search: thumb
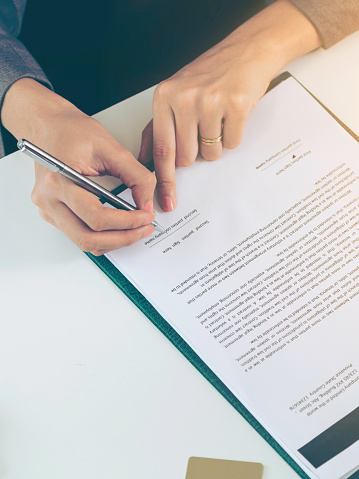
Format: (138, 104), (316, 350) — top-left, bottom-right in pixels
(99, 140), (156, 211)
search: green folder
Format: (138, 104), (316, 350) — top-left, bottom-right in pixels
(86, 73), (359, 479)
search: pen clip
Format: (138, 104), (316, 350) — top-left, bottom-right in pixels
(17, 140), (61, 173)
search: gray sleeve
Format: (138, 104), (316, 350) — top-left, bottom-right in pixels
(287, 0), (359, 49)
(0, 0), (53, 102)
(0, 0), (53, 156)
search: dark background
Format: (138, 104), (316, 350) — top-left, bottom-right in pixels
(4, 0), (265, 154)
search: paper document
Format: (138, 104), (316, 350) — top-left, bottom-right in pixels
(106, 77), (359, 479)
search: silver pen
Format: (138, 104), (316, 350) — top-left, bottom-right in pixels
(17, 139), (165, 233)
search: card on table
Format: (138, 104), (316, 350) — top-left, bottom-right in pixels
(185, 457), (263, 479)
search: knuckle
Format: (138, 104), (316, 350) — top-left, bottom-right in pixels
(77, 235), (98, 253)
(38, 208), (46, 220)
(38, 208), (51, 223)
(154, 80), (172, 101)
(209, 91), (222, 106)
(157, 177), (174, 191)
(142, 170), (157, 187)
(126, 219), (137, 231)
(199, 91), (222, 113)
(31, 174), (59, 207)
(122, 211), (137, 230)
(90, 249), (104, 257)
(153, 143), (175, 161)
(174, 87), (198, 112)
(86, 212), (105, 232)
(229, 92), (251, 114)
(31, 188), (43, 207)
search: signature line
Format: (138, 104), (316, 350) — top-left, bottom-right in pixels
(150, 213), (201, 247)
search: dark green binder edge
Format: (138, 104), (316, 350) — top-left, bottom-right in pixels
(86, 73), (359, 479)
(86, 250), (313, 478)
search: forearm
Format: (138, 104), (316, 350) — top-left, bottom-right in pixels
(219, 0), (322, 77)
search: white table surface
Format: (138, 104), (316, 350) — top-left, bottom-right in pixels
(1, 31), (359, 479)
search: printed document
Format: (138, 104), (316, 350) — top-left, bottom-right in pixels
(106, 77), (359, 479)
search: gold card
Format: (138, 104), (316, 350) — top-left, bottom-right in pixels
(185, 457), (263, 479)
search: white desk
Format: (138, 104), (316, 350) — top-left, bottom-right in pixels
(1, 32), (359, 479)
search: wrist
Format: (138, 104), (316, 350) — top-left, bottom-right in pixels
(223, 0), (321, 78)
(1, 78), (80, 145)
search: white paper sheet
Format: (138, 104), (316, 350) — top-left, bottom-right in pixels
(106, 77), (359, 479)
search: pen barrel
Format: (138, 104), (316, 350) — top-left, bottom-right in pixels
(19, 139), (162, 231)
(18, 139), (136, 212)
(61, 168), (136, 211)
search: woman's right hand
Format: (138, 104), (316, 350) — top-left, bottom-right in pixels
(1, 79), (157, 255)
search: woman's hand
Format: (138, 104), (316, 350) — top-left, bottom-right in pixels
(2, 79), (156, 255)
(140, 0), (321, 212)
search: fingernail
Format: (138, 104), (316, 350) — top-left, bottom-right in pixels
(162, 196), (174, 212)
(144, 225), (154, 238)
(143, 200), (154, 213)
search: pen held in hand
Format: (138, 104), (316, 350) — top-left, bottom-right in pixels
(17, 139), (165, 234)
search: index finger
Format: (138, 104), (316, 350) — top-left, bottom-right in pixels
(152, 86), (177, 212)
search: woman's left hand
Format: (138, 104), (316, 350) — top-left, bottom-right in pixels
(139, 0), (321, 212)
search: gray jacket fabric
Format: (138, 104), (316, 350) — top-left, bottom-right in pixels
(1, 0), (359, 157)
(0, 0), (52, 156)
(291, 0), (359, 48)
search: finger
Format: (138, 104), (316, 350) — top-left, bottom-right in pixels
(138, 120), (154, 166)
(60, 179), (155, 232)
(174, 114), (198, 167)
(222, 113), (248, 150)
(199, 116), (223, 161)
(51, 201), (154, 255)
(97, 141), (156, 211)
(153, 86), (177, 212)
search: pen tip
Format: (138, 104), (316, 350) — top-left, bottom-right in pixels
(153, 222), (167, 234)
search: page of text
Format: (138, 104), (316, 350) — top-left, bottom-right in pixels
(106, 78), (359, 479)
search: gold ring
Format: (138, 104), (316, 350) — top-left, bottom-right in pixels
(199, 134), (223, 145)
